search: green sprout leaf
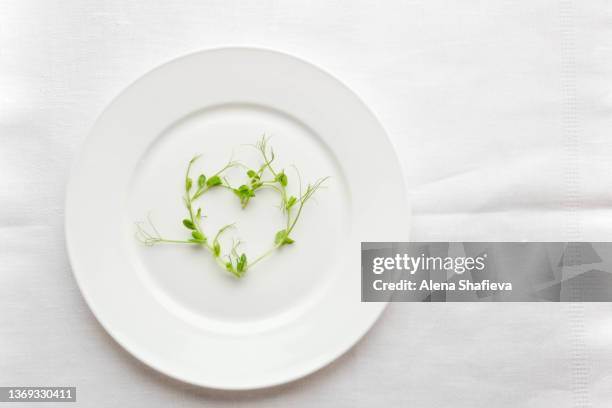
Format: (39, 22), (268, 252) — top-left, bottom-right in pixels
(237, 253), (247, 273)
(191, 230), (206, 242)
(276, 172), (288, 186)
(186, 177), (193, 192)
(286, 196), (297, 210)
(274, 229), (295, 246)
(198, 174), (206, 188)
(274, 229), (286, 245)
(206, 175), (222, 187)
(234, 184), (256, 207)
(182, 219), (195, 230)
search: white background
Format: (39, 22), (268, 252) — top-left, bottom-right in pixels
(2, 1), (612, 406)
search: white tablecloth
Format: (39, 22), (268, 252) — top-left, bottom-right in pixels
(2, 1), (612, 406)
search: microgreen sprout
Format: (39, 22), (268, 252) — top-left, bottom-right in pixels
(136, 136), (328, 278)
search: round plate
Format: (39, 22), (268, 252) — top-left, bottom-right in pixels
(66, 48), (408, 390)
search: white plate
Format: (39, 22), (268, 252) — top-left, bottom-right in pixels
(65, 48), (408, 390)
